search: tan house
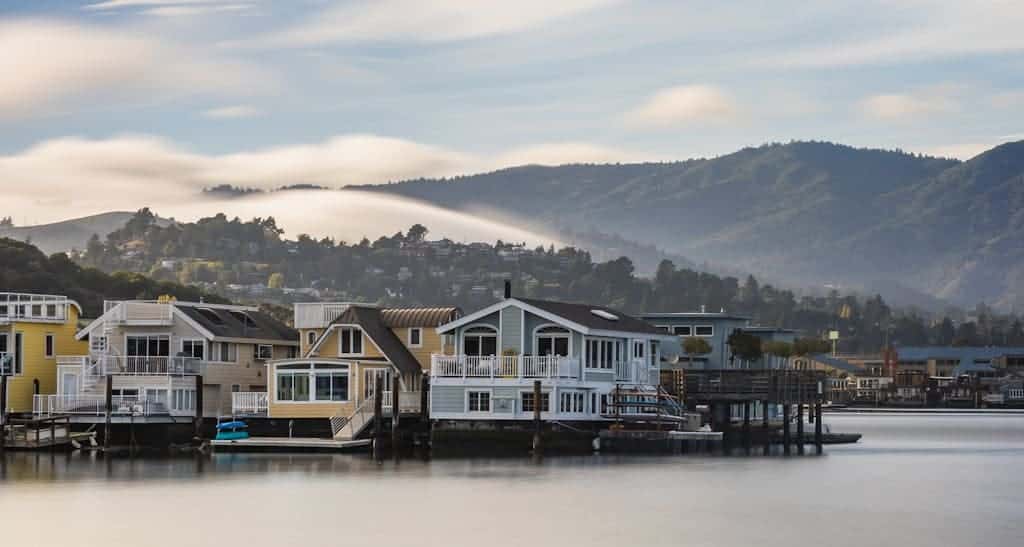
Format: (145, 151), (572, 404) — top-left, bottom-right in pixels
(252, 303), (458, 440)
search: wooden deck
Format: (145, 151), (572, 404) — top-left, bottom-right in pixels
(210, 436), (372, 452)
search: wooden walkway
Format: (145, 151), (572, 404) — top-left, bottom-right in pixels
(210, 436), (371, 452)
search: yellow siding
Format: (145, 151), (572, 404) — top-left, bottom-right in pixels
(267, 360), (385, 419)
(314, 327), (382, 359)
(4, 306), (88, 413)
(392, 327), (446, 370)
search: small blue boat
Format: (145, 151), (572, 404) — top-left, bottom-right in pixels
(215, 420), (250, 441)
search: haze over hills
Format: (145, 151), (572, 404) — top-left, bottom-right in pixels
(0, 212), (171, 255)
(357, 140), (1024, 311)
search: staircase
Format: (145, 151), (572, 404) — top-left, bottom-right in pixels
(331, 397), (377, 441)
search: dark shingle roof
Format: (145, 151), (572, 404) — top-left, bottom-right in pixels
(177, 304), (297, 344)
(516, 298), (665, 335)
(332, 306), (422, 375)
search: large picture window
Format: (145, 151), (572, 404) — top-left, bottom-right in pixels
(276, 363), (350, 403)
(585, 338), (622, 370)
(462, 326), (497, 356)
(126, 335), (170, 357)
(339, 327), (363, 355)
(559, 391), (585, 413)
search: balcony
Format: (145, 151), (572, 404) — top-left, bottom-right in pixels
(431, 354), (581, 380)
(293, 302), (355, 329)
(232, 391), (269, 415)
(33, 394), (192, 417)
(95, 355), (204, 376)
(103, 300), (174, 325)
(0, 293), (71, 323)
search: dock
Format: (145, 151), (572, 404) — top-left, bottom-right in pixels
(210, 436), (372, 452)
(1, 415), (95, 450)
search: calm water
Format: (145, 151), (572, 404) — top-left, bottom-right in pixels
(2, 414), (1022, 547)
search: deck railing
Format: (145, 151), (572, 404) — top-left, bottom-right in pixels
(232, 392), (269, 415)
(380, 390), (423, 413)
(431, 355), (581, 379)
(95, 355), (203, 376)
(33, 394), (173, 417)
(294, 302), (355, 329)
(104, 301), (174, 324)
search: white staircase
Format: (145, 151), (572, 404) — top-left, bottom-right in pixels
(332, 397), (377, 441)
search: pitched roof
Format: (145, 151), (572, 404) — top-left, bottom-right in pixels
(515, 298), (665, 335)
(332, 306), (422, 375)
(895, 346), (1024, 375)
(380, 307), (460, 328)
(176, 304), (297, 344)
(810, 353), (863, 374)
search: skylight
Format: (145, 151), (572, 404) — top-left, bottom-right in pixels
(591, 309), (618, 321)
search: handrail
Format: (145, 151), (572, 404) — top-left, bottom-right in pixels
(430, 354), (581, 379)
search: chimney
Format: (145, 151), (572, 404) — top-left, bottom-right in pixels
(504, 280), (512, 299)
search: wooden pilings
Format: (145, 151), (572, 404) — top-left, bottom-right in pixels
(373, 374), (383, 462)
(531, 380), (542, 458)
(814, 401), (823, 455)
(796, 404), (805, 455)
(194, 374), (204, 440)
(104, 375), (112, 451)
(762, 400), (770, 455)
(782, 403), (791, 455)
(391, 375), (400, 462)
(0, 373), (8, 453)
(742, 401), (751, 454)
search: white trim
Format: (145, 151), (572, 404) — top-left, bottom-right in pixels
(532, 323), (572, 357)
(408, 327), (423, 348)
(255, 344), (274, 361)
(461, 323), (498, 356)
(520, 307), (525, 355)
(337, 325), (366, 357)
(695, 325), (714, 337)
(171, 307), (218, 341)
(271, 360), (353, 404)
(465, 388), (493, 413)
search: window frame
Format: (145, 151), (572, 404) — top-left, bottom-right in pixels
(44, 333), (55, 359)
(695, 325), (714, 337)
(466, 389), (493, 413)
(519, 390), (550, 413)
(275, 362), (350, 404)
(673, 325), (692, 337)
(181, 338), (206, 360)
(462, 325), (498, 357)
(533, 324), (571, 357)
(338, 326), (365, 356)
(408, 327), (423, 348)
(255, 344), (274, 361)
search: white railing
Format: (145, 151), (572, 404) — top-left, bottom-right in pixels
(0, 293), (70, 322)
(615, 358), (658, 384)
(94, 355), (203, 376)
(33, 394), (173, 417)
(104, 301), (174, 323)
(232, 391), (268, 415)
(431, 355), (581, 379)
(294, 302), (356, 329)
(0, 351), (10, 375)
(380, 390), (423, 413)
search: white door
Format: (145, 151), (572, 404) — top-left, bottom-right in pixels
(61, 372), (79, 396)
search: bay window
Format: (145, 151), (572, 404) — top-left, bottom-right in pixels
(276, 363), (350, 403)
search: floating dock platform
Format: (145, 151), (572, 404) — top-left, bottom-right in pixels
(210, 436), (371, 452)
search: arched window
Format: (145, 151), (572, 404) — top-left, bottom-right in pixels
(463, 325), (497, 356)
(534, 325), (570, 357)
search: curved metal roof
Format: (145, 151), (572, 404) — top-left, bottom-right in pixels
(380, 307), (460, 328)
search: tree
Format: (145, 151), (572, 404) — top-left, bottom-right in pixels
(267, 272), (285, 289)
(727, 331), (763, 366)
(681, 336), (712, 369)
(406, 224), (428, 244)
(793, 337), (831, 356)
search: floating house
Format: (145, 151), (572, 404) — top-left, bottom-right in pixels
(40, 299), (297, 421)
(430, 289), (673, 425)
(0, 292), (87, 414)
(248, 303), (459, 440)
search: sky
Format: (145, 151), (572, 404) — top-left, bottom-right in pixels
(1, 0), (1023, 228)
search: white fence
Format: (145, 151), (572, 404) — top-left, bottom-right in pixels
(293, 303), (354, 329)
(431, 355), (581, 379)
(104, 301), (174, 323)
(232, 392), (269, 415)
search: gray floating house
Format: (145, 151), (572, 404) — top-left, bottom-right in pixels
(429, 292), (674, 423)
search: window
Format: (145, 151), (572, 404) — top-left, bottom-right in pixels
(314, 372), (349, 401)
(467, 390), (491, 412)
(590, 392), (598, 414)
(462, 326), (497, 356)
(14, 332), (23, 375)
(0, 333), (8, 374)
(211, 342), (237, 363)
(559, 391), (585, 413)
(673, 325), (692, 336)
(408, 327), (423, 347)
(90, 335), (107, 353)
(695, 325), (714, 337)
(339, 327), (363, 355)
(46, 304), (57, 318)
(520, 391), (550, 413)
(255, 344), (273, 360)
(535, 326), (570, 356)
(276, 373), (309, 402)
(307, 331), (317, 346)
(633, 340), (646, 359)
(181, 339), (205, 360)
(231, 384), (241, 393)
(126, 335), (169, 357)
(45, 334), (55, 358)
(31, 304), (41, 317)
(172, 389), (195, 411)
(287, 346), (298, 359)
(585, 338), (621, 370)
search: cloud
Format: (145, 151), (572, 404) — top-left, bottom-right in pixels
(623, 85), (738, 129)
(144, 4), (254, 17)
(85, 0), (234, 9)
(919, 142), (995, 160)
(252, 0), (619, 47)
(859, 90), (957, 121)
(0, 133), (653, 225)
(201, 105), (262, 119)
(0, 19), (271, 119)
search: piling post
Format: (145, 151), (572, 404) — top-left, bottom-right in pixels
(373, 375), (383, 462)
(420, 374), (429, 421)
(0, 373), (7, 453)
(796, 403), (805, 454)
(532, 380), (542, 458)
(391, 375), (401, 462)
(194, 374), (204, 440)
(104, 375), (113, 451)
(762, 400), (770, 455)
(743, 401), (751, 454)
(814, 400), (823, 454)
(782, 403), (791, 455)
